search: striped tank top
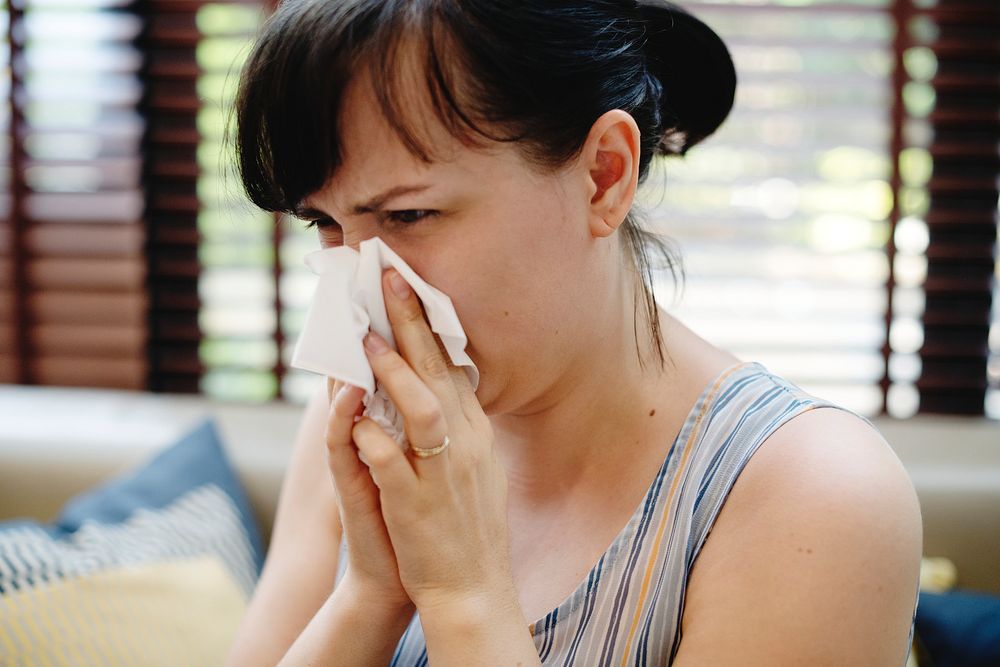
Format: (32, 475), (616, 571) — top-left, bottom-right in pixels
(335, 361), (919, 665)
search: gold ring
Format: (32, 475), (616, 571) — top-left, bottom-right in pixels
(410, 435), (450, 458)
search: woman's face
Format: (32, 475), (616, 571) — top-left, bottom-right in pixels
(299, 73), (623, 416)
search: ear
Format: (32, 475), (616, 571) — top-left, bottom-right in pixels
(581, 110), (641, 239)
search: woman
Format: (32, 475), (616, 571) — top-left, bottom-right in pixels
(225, 1), (922, 664)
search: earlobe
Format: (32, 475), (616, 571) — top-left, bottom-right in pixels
(589, 214), (618, 238)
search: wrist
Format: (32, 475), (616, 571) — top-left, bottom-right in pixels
(417, 587), (540, 666)
(334, 573), (415, 625)
(278, 574), (416, 667)
(418, 585), (525, 636)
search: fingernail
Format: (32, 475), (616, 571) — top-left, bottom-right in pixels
(388, 270), (411, 299)
(335, 384), (360, 408)
(365, 331), (389, 354)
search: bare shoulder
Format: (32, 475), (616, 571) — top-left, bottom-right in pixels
(672, 407), (923, 667)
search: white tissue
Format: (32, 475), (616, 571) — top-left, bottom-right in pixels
(290, 237), (479, 451)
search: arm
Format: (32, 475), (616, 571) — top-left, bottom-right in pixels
(224, 384), (342, 666)
(418, 592), (541, 667)
(224, 383), (411, 666)
(671, 408), (922, 666)
(278, 574), (415, 666)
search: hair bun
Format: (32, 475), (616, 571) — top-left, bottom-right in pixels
(635, 1), (737, 155)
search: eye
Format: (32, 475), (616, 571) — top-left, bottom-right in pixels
(386, 210), (436, 225)
(302, 217), (339, 231)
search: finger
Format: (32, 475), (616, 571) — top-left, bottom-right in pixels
(325, 384), (371, 489)
(429, 332), (483, 425)
(380, 268), (463, 415)
(352, 417), (418, 491)
(325, 388), (393, 560)
(326, 377), (343, 406)
(364, 330), (451, 464)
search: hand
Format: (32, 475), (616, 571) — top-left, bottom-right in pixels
(325, 377), (414, 614)
(351, 268), (518, 616)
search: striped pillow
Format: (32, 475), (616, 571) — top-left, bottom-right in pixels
(0, 420), (264, 665)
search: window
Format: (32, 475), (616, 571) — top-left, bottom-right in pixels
(1, 0), (147, 388)
(197, 2), (282, 401)
(649, 0), (897, 415)
(4, 0), (997, 418)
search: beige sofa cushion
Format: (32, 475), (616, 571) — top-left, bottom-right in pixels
(1, 386), (998, 592)
(0, 385), (303, 547)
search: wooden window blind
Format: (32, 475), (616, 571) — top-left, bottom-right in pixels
(197, 1), (320, 403)
(196, 1), (289, 402)
(646, 0), (998, 419)
(2, 0), (148, 388)
(1, 1), (19, 383)
(652, 0), (899, 415)
(140, 0), (205, 393)
(896, 0), (999, 416)
(3, 0), (997, 419)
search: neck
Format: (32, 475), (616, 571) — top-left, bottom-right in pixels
(490, 285), (677, 507)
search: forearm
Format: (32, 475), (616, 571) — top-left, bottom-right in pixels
(419, 593), (542, 667)
(278, 579), (414, 667)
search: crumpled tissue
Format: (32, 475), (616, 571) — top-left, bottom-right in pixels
(290, 237), (479, 451)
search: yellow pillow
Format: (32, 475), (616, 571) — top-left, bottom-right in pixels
(0, 556), (247, 666)
(920, 556), (958, 594)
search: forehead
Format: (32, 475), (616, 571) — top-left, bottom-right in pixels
(337, 71), (455, 180)
(313, 66), (512, 211)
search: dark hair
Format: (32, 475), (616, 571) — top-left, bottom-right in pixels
(234, 0), (736, 370)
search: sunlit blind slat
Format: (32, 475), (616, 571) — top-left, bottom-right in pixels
(196, 2), (282, 401)
(647, 0), (894, 416)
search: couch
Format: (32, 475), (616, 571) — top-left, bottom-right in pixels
(1, 384), (999, 594)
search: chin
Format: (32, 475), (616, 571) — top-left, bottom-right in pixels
(472, 374), (503, 417)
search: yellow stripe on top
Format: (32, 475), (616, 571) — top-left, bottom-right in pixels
(617, 362), (751, 666)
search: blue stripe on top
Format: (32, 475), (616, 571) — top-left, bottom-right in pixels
(332, 362), (918, 665)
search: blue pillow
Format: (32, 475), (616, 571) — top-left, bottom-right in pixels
(915, 589), (1000, 667)
(0, 419), (264, 598)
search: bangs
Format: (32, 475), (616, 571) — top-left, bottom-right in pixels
(234, 0), (503, 215)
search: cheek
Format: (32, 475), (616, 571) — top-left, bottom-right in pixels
(425, 255), (532, 377)
(439, 208), (587, 374)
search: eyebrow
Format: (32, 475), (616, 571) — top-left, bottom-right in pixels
(295, 183), (434, 219)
